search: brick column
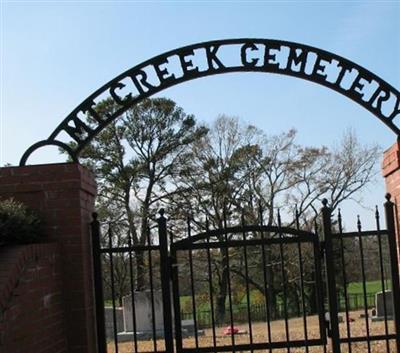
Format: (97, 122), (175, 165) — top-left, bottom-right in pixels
(382, 141), (400, 257)
(0, 163), (97, 353)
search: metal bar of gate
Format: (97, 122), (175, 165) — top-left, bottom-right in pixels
(313, 222), (328, 353)
(259, 205), (273, 353)
(295, 208), (309, 353)
(337, 210), (353, 353)
(187, 217), (199, 350)
(241, 214), (254, 351)
(223, 206), (236, 351)
(277, 210), (291, 353)
(205, 219), (217, 349)
(108, 225), (119, 353)
(171, 246), (183, 353)
(321, 200), (341, 353)
(146, 228), (158, 352)
(356, 216), (372, 353)
(158, 209), (174, 353)
(384, 194), (400, 353)
(127, 230), (139, 353)
(375, 207), (390, 352)
(91, 213), (107, 353)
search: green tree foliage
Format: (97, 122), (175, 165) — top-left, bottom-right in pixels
(71, 97), (207, 300)
(0, 198), (43, 245)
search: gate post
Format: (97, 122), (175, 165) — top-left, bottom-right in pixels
(321, 199), (341, 353)
(91, 213), (107, 353)
(384, 194), (400, 352)
(158, 209), (174, 353)
(382, 141), (400, 261)
(0, 163), (97, 353)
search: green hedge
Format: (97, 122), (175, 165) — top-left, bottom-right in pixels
(0, 198), (43, 245)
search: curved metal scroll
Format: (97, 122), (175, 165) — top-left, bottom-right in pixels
(20, 38), (400, 165)
(173, 224), (318, 249)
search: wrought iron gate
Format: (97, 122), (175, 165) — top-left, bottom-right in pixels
(91, 196), (400, 353)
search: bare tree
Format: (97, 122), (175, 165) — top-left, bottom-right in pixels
(170, 117), (381, 322)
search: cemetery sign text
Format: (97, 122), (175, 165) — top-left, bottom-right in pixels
(20, 38), (400, 165)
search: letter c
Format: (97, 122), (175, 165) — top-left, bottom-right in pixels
(241, 42), (259, 67)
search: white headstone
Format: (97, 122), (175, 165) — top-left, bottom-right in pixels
(324, 312), (343, 323)
(122, 290), (164, 332)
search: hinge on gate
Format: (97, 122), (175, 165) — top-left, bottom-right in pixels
(170, 261), (180, 278)
(320, 241), (326, 258)
(324, 312), (332, 338)
(325, 320), (332, 338)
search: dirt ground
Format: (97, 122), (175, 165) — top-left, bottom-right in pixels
(107, 311), (397, 353)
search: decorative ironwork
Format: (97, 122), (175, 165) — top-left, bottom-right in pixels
(170, 218), (326, 352)
(90, 196), (400, 353)
(21, 38), (400, 165)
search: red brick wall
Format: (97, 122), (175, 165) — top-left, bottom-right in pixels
(0, 244), (66, 353)
(0, 163), (97, 353)
(382, 141), (400, 256)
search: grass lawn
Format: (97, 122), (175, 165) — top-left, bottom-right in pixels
(347, 280), (391, 295)
(179, 280), (391, 310)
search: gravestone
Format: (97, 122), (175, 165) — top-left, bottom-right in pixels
(372, 290), (393, 321)
(181, 319), (204, 337)
(324, 312), (344, 324)
(117, 291), (203, 342)
(104, 307), (124, 338)
(181, 319), (194, 335)
(122, 290), (164, 332)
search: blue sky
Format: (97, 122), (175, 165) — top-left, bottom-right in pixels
(1, 1), (399, 228)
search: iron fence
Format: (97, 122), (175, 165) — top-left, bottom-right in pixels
(91, 196), (400, 353)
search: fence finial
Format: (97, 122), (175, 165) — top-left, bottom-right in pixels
(337, 208), (343, 233)
(357, 215), (362, 232)
(277, 208), (282, 228)
(258, 201), (264, 225)
(295, 205), (300, 230)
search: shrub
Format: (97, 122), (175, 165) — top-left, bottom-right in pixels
(0, 198), (43, 245)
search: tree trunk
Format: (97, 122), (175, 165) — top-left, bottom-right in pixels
(136, 252), (146, 291)
(215, 247), (229, 325)
(137, 200), (151, 291)
(267, 284), (277, 319)
(294, 288), (301, 317)
(266, 250), (277, 320)
(308, 270), (318, 314)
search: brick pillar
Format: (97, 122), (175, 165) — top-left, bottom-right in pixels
(0, 163), (97, 353)
(382, 141), (400, 257)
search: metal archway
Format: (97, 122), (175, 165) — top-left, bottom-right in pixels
(20, 38), (400, 165)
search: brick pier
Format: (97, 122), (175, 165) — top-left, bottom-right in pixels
(0, 163), (97, 353)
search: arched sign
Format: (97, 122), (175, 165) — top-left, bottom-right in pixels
(20, 38), (400, 165)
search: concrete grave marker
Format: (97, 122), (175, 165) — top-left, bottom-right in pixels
(122, 290), (164, 333)
(104, 307), (124, 338)
(372, 290), (393, 321)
